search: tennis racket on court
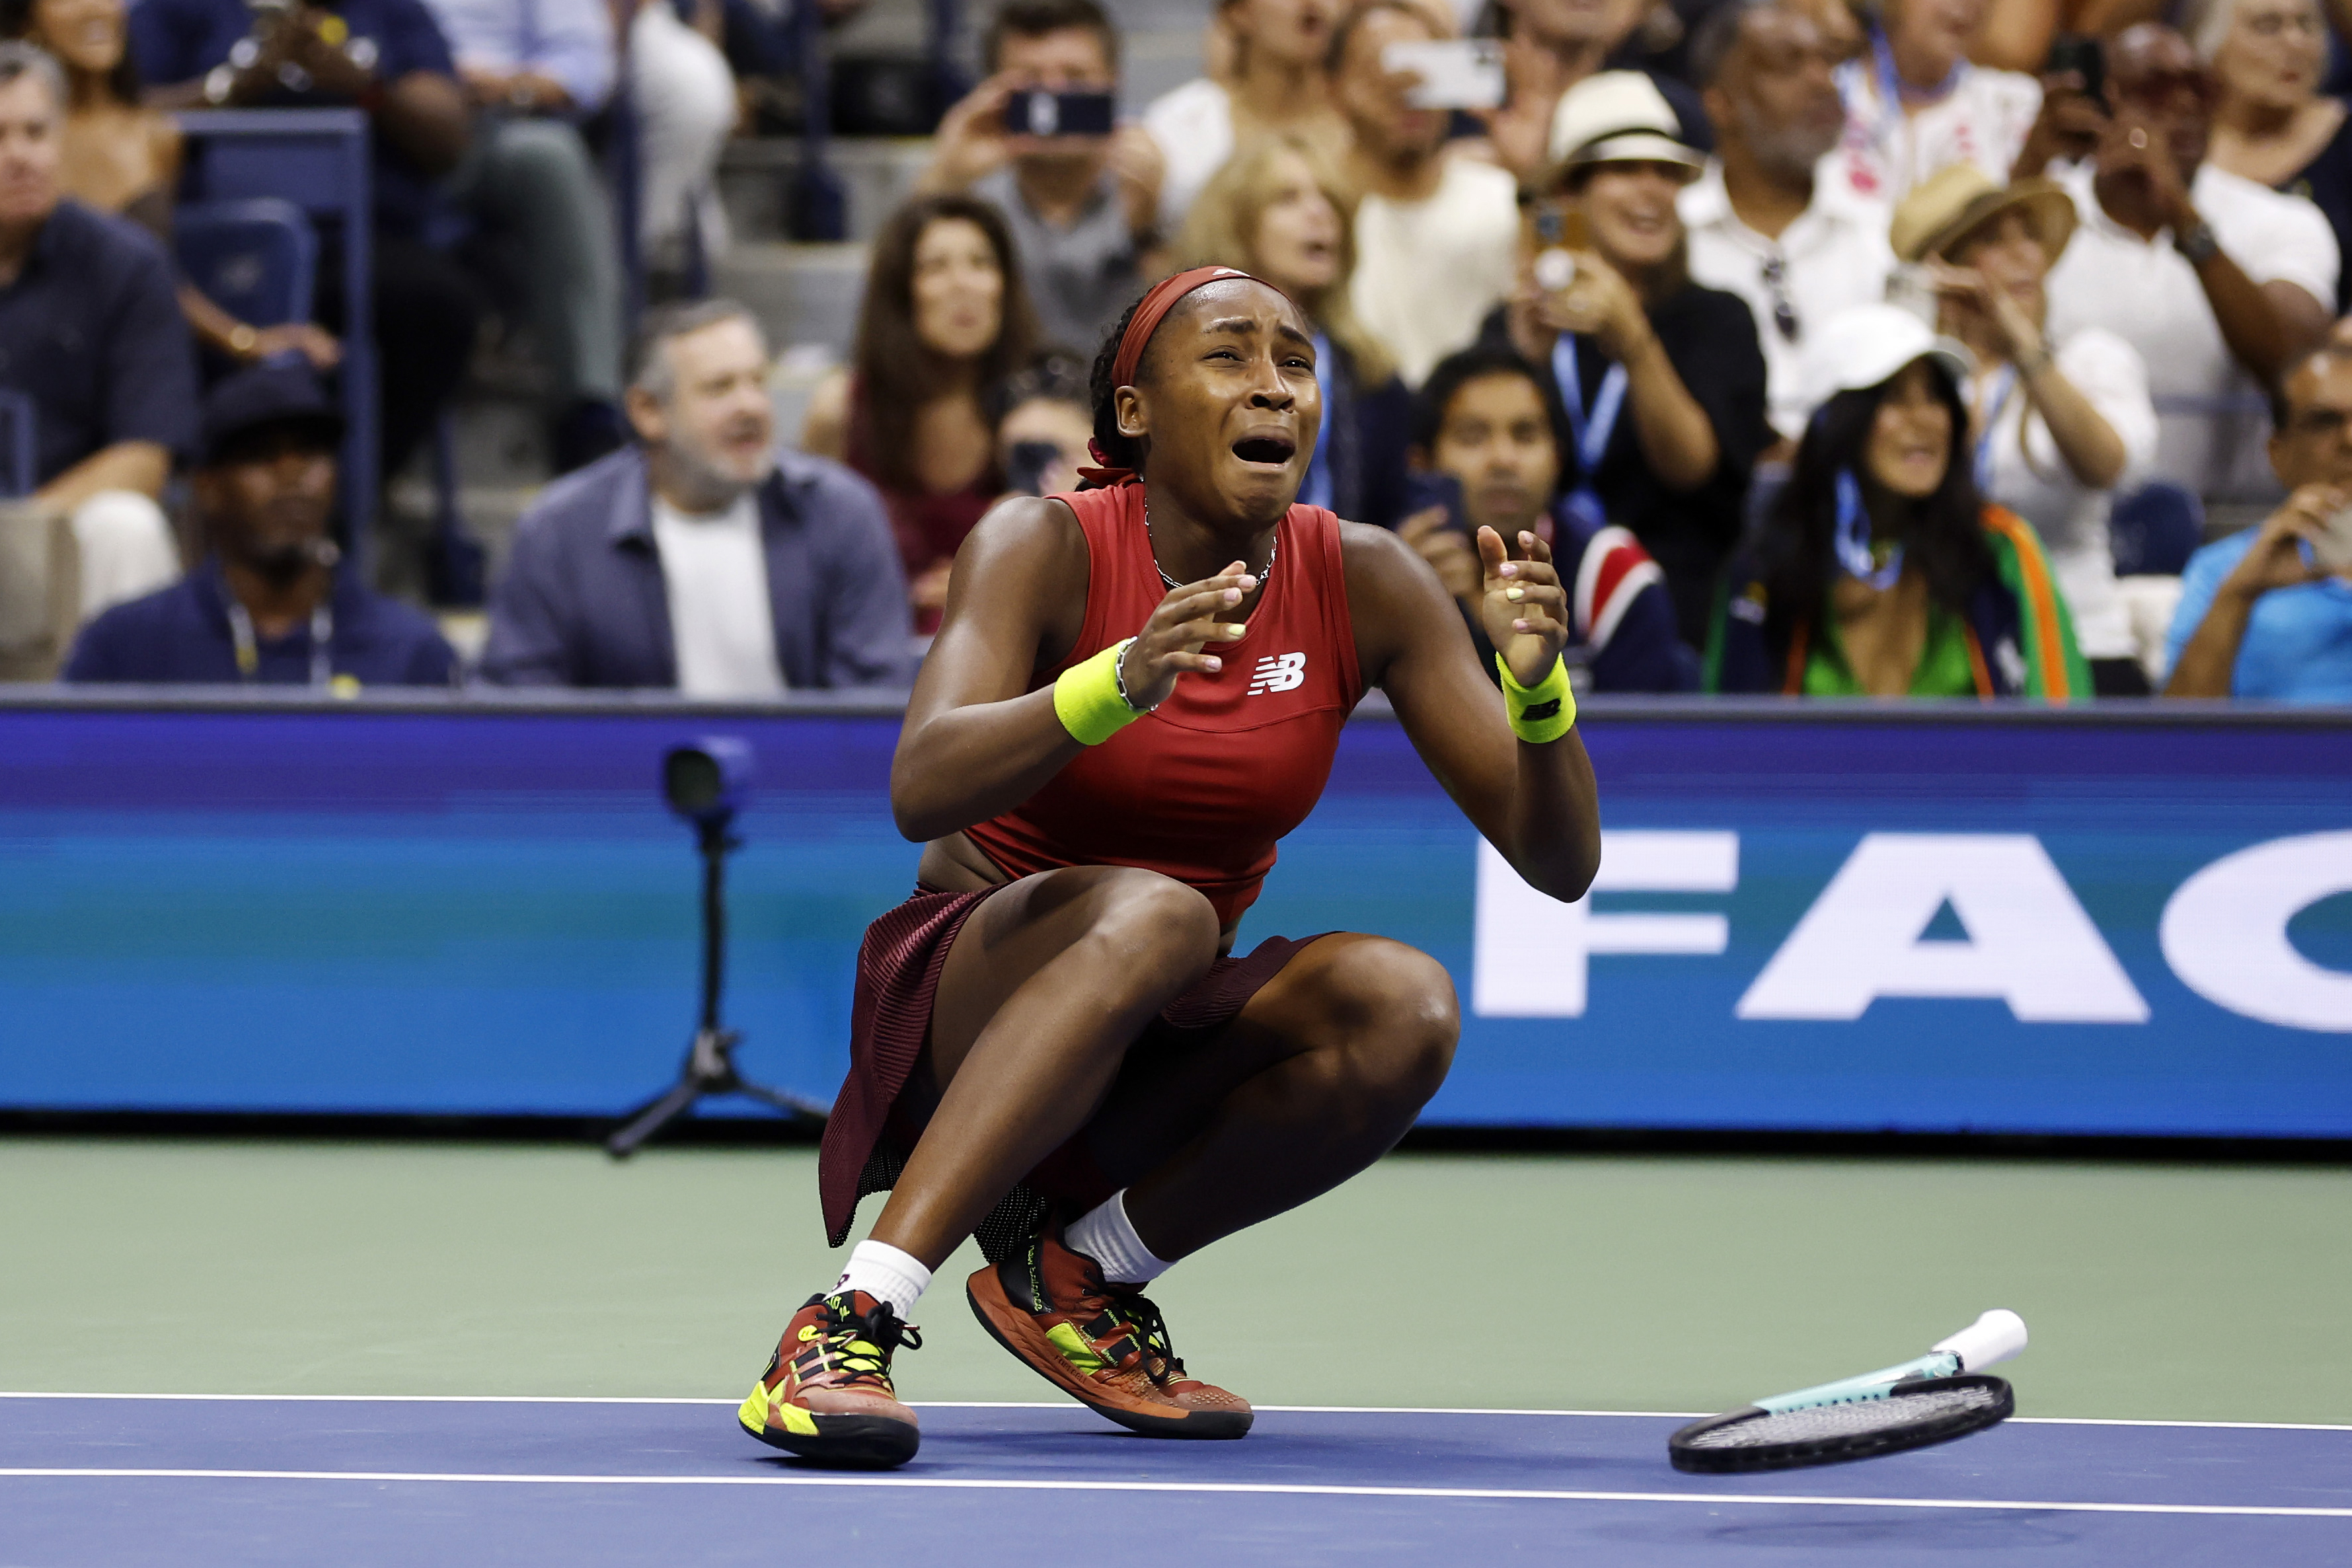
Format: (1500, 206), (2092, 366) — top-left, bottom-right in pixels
(1669, 1309), (2027, 1474)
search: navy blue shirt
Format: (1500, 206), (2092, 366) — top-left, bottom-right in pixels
(65, 560), (459, 686)
(0, 199), (198, 484)
(130, 0), (460, 237)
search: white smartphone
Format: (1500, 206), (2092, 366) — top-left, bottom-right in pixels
(2316, 505), (2352, 572)
(1382, 39), (1505, 110)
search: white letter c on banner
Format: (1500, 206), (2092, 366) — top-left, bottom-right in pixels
(2161, 831), (2352, 1033)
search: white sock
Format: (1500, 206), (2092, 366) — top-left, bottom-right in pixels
(1062, 1189), (1173, 1287)
(833, 1240), (931, 1320)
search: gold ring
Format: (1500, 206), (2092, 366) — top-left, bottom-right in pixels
(2129, 127), (2148, 149)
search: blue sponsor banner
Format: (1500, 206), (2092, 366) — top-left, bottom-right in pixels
(1, 696), (2347, 1136)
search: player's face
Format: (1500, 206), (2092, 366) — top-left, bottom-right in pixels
(1863, 359), (1954, 500)
(1431, 372), (1560, 536)
(0, 74), (63, 228)
(1124, 281), (1321, 525)
(910, 217), (1006, 361)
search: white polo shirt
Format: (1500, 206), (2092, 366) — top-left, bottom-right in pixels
(1351, 155), (1522, 388)
(1830, 56), (2040, 205)
(1970, 328), (2158, 660)
(2044, 162), (2339, 501)
(1681, 157), (1897, 439)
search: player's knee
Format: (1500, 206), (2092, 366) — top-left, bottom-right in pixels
(1327, 941), (1459, 1109)
(1088, 868), (1220, 983)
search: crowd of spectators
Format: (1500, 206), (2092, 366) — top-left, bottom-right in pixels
(1, 0), (2347, 700)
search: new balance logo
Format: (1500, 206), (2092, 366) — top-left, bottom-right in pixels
(1248, 652), (1307, 694)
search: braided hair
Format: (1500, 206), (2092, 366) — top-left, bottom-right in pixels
(1082, 291), (1151, 488)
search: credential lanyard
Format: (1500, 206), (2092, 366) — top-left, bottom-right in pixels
(1552, 334), (1628, 531)
(1299, 330), (1336, 511)
(1833, 468), (1905, 591)
(1971, 365), (2018, 496)
(228, 601), (334, 687)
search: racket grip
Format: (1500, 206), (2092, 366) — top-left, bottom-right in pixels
(1933, 1310), (2028, 1372)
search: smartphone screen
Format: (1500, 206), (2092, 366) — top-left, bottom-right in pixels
(1004, 89), (1116, 138)
(2315, 505), (2352, 573)
(1404, 470), (1468, 533)
(1382, 40), (1505, 110)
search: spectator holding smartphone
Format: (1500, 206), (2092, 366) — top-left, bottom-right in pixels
(1895, 163), (2160, 692)
(1707, 304), (2091, 698)
(1402, 341), (1696, 691)
(993, 352), (1092, 500)
(2043, 23), (2336, 502)
(1330, 0), (1521, 388)
(1178, 132), (1414, 529)
(2200, 0), (2352, 313)
(919, 0), (1162, 355)
(1490, 71), (1771, 646)
(2162, 338), (2352, 697)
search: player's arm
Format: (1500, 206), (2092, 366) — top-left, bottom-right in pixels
(888, 496), (1257, 842)
(1349, 522), (1601, 902)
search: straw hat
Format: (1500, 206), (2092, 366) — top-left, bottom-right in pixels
(1546, 71), (1705, 182)
(1888, 163), (2078, 265)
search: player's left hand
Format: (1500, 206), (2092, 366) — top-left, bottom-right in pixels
(1476, 525), (1567, 685)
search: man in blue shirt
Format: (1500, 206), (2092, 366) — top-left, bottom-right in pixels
(65, 361), (457, 686)
(480, 299), (911, 691)
(2164, 344), (2352, 700)
(132, 0), (481, 485)
(1398, 342), (1698, 692)
(422, 0), (627, 471)
(0, 46), (194, 648)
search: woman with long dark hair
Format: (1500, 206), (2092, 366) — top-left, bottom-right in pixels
(1706, 303), (2090, 696)
(0, 0), (338, 369)
(804, 193), (1042, 632)
(737, 265), (1599, 1468)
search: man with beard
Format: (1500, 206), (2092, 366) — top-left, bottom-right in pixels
(1332, 0), (1521, 389)
(1681, 0), (1895, 445)
(63, 362), (455, 687)
(480, 299), (911, 692)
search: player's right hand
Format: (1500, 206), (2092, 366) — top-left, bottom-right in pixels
(1116, 561), (1256, 712)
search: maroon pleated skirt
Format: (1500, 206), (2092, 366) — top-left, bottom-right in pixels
(817, 882), (1322, 1261)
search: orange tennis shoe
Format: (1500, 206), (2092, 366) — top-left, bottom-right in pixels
(738, 1290), (922, 1468)
(966, 1228), (1252, 1439)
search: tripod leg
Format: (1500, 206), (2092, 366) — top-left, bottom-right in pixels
(606, 1077), (705, 1158)
(731, 1078), (835, 1123)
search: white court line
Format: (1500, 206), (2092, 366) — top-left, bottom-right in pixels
(0, 1467), (2346, 1518)
(3, 1394), (2347, 1432)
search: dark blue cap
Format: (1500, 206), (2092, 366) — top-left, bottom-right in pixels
(200, 358), (346, 466)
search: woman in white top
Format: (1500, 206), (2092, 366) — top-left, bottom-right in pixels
(1833, 0), (2041, 203)
(1893, 163), (2161, 692)
(1141, 0), (1349, 233)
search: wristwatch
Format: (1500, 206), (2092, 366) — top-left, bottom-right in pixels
(228, 324), (260, 359)
(203, 63), (236, 104)
(2175, 220), (2221, 265)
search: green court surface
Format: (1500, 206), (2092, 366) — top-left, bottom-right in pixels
(3, 1139), (2346, 1423)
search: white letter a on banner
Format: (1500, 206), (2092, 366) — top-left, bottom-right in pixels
(1737, 833), (2148, 1023)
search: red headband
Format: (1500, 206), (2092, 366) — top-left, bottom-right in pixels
(1078, 265), (1264, 488)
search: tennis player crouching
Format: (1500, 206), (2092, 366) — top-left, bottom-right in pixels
(740, 267), (1603, 1468)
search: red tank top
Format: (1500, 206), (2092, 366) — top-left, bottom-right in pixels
(960, 482), (1365, 926)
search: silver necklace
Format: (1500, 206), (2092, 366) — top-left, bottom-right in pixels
(1144, 497), (1276, 591)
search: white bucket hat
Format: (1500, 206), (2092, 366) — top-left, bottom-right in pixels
(1546, 71), (1705, 180)
(1802, 304), (1974, 414)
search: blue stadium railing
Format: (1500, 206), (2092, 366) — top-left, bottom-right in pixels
(174, 109), (379, 566)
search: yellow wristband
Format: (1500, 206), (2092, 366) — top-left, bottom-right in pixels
(1497, 652), (1575, 743)
(1053, 638), (1146, 745)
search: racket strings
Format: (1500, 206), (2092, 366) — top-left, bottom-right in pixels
(1681, 1383), (2004, 1449)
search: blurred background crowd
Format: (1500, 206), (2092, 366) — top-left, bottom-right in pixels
(4, 0), (2350, 701)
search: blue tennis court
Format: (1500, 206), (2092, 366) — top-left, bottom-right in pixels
(5, 1394), (2345, 1565)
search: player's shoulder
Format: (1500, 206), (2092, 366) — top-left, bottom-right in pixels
(956, 492), (1090, 579)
